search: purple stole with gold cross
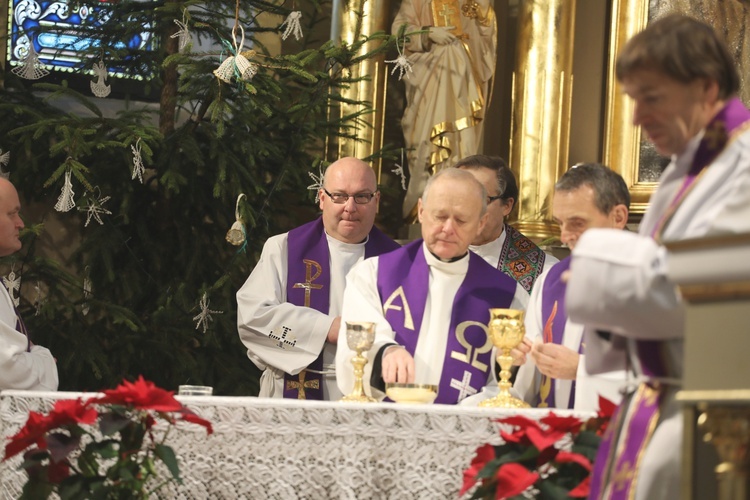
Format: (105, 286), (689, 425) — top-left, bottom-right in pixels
(588, 98), (750, 499)
(283, 217), (399, 400)
(498, 224), (547, 293)
(536, 257), (579, 409)
(376, 240), (517, 404)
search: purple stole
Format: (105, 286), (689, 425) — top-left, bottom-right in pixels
(498, 224), (547, 293)
(589, 98), (750, 499)
(376, 240), (517, 404)
(536, 257), (578, 409)
(283, 218), (399, 399)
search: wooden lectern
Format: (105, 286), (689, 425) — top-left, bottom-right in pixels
(669, 233), (750, 500)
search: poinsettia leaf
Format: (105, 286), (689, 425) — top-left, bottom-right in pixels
(46, 432), (80, 463)
(20, 477), (54, 500)
(98, 411), (131, 436)
(537, 478), (570, 500)
(477, 458), (504, 479)
(58, 475), (87, 500)
(89, 439), (119, 460)
(154, 443), (183, 483)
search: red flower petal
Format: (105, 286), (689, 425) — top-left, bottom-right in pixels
(525, 425), (565, 452)
(180, 409), (214, 435)
(540, 412), (583, 434)
(494, 462), (538, 499)
(4, 412), (53, 460)
(460, 444), (495, 496)
(597, 396), (617, 419)
(568, 475), (591, 497)
(91, 376), (182, 412)
(555, 450), (592, 471)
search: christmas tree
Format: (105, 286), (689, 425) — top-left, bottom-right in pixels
(0, 0), (396, 394)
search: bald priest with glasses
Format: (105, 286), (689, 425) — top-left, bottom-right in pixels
(237, 157), (400, 400)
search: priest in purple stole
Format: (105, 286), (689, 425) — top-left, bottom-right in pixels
(457, 155), (558, 294)
(511, 164), (630, 412)
(0, 177), (58, 391)
(565, 15), (750, 500)
(335, 168), (528, 404)
(238, 158), (399, 400)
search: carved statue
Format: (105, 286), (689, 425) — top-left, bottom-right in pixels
(392, 0), (498, 219)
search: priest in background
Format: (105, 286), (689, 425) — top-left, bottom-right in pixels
(457, 154), (558, 293)
(512, 163), (629, 411)
(565, 14), (750, 499)
(237, 158), (399, 400)
(0, 177), (58, 391)
(335, 168), (528, 404)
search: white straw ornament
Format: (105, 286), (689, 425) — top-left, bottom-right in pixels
(225, 193), (247, 246)
(131, 138), (145, 183)
(280, 11), (303, 41)
(12, 42), (49, 80)
(385, 38), (413, 81)
(90, 60), (111, 98)
(55, 169), (76, 212)
(214, 25), (258, 84)
(171, 10), (191, 52)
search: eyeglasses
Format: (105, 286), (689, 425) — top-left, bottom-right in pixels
(487, 195), (503, 204)
(323, 188), (377, 205)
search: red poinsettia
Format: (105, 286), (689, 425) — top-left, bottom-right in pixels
(90, 375), (183, 412)
(3, 376), (213, 499)
(462, 399), (615, 500)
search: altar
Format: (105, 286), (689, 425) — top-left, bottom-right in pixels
(0, 391), (593, 499)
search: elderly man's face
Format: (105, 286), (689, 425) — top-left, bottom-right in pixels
(622, 68), (716, 157)
(0, 180), (24, 257)
(418, 177), (486, 260)
(319, 158), (379, 244)
(462, 166), (513, 245)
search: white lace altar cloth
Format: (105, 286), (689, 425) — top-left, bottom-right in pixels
(0, 391), (593, 499)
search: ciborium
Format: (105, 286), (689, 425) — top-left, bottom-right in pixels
(479, 308), (531, 408)
(340, 321), (377, 403)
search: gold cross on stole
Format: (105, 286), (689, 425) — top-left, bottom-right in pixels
(285, 371), (320, 399)
(293, 259), (324, 307)
(613, 460), (635, 491)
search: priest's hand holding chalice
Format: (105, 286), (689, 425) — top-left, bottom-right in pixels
(479, 308), (531, 408)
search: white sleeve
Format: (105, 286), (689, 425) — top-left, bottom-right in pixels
(566, 229), (684, 340)
(236, 234), (334, 375)
(335, 257), (395, 398)
(574, 354), (627, 411)
(0, 295), (58, 391)
(510, 282), (529, 310)
(512, 272), (545, 405)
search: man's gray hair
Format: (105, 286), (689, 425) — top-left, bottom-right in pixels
(555, 163), (630, 214)
(422, 168), (488, 216)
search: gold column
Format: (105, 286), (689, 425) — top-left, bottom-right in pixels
(602, 0), (650, 214)
(509, 0), (576, 241)
(334, 0), (391, 183)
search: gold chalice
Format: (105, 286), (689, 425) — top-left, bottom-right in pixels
(340, 321), (377, 403)
(479, 308), (531, 408)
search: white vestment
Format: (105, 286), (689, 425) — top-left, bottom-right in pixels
(512, 266), (627, 412)
(567, 122), (750, 499)
(0, 285), (58, 391)
(335, 243), (528, 400)
(393, 0), (497, 217)
(237, 231), (371, 400)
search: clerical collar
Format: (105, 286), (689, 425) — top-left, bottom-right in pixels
(428, 250), (468, 262)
